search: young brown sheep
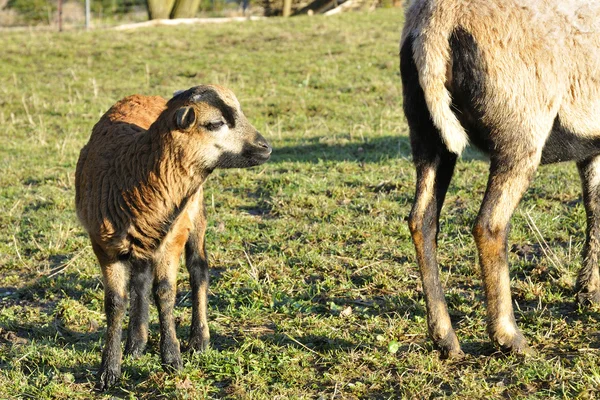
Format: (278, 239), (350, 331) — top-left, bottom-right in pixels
(401, 0), (600, 357)
(75, 85), (271, 390)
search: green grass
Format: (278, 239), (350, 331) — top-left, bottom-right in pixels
(1, 9), (599, 399)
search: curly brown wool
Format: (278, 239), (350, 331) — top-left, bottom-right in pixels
(76, 85), (271, 390)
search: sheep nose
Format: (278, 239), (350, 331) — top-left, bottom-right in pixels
(255, 133), (272, 154)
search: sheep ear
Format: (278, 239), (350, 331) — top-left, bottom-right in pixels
(175, 106), (196, 130)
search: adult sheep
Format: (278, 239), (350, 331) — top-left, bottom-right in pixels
(75, 85), (271, 390)
(401, 0), (600, 357)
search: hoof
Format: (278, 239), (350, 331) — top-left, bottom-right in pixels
(501, 343), (536, 357)
(162, 355), (183, 372)
(576, 290), (600, 307)
(161, 341), (183, 372)
(434, 330), (464, 360)
(441, 346), (465, 360)
(494, 331), (535, 356)
(186, 334), (210, 353)
(96, 365), (121, 391)
(124, 341), (146, 359)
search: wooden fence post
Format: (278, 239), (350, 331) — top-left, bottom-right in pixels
(57, 0), (63, 31)
(85, 0), (91, 29)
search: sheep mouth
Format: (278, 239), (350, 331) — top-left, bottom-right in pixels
(245, 142), (272, 164)
(248, 147), (272, 164)
(216, 145), (271, 169)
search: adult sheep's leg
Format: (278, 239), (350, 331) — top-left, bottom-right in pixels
(576, 156), (600, 305)
(125, 260), (152, 358)
(473, 154), (540, 354)
(408, 150), (459, 358)
(153, 256), (183, 371)
(402, 36), (460, 358)
(409, 152), (459, 357)
(185, 191), (211, 352)
(93, 242), (129, 390)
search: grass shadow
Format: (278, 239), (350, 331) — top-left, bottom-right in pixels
(320, 293), (427, 320)
(270, 136), (487, 164)
(260, 331), (360, 354)
(270, 135), (411, 164)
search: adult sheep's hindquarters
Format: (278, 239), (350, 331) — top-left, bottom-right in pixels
(401, 0), (600, 357)
(75, 85), (271, 390)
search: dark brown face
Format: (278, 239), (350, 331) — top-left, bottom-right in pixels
(171, 84), (272, 170)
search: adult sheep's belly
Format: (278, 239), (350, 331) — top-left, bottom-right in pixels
(541, 115), (600, 165)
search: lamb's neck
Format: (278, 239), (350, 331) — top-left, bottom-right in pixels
(154, 145), (208, 204)
(124, 128), (209, 224)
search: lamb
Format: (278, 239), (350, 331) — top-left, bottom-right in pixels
(75, 85), (271, 390)
(400, 0), (600, 357)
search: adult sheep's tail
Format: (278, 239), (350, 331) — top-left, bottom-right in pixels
(402, 1), (469, 155)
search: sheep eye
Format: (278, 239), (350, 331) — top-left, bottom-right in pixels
(205, 120), (225, 131)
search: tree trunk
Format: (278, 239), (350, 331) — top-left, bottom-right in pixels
(146, 0), (176, 19)
(282, 0), (291, 16)
(170, 0), (201, 19)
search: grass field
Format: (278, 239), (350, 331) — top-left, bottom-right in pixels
(1, 9), (600, 399)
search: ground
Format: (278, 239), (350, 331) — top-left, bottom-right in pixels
(1, 9), (600, 399)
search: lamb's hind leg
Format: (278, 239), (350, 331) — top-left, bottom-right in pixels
(576, 156), (600, 305)
(185, 190), (210, 352)
(93, 241), (129, 390)
(473, 153), (540, 354)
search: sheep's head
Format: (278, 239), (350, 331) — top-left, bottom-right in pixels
(166, 85), (271, 171)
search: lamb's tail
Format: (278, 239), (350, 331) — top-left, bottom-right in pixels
(405, 4), (469, 155)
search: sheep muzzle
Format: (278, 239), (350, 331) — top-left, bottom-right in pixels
(242, 131), (272, 165)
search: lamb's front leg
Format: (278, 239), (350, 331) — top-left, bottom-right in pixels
(576, 156), (600, 305)
(153, 256), (182, 371)
(185, 191), (210, 352)
(125, 261), (152, 358)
